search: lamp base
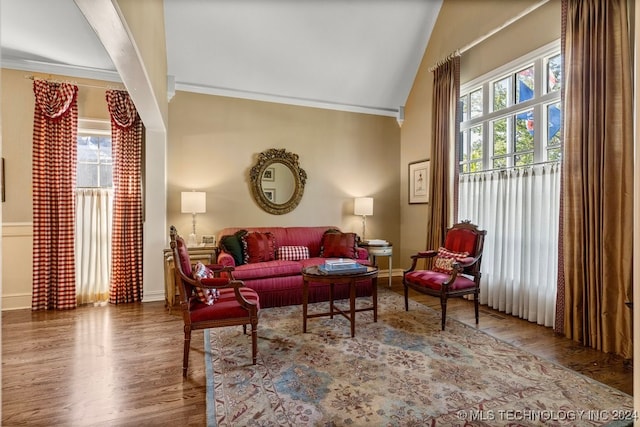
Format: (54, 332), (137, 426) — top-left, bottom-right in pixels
(187, 232), (198, 247)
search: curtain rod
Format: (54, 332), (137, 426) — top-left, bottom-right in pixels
(429, 0), (551, 72)
(24, 74), (124, 91)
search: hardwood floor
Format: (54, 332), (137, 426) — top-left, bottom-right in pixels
(2, 278), (632, 426)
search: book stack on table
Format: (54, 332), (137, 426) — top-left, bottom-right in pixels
(318, 259), (368, 274)
(362, 239), (389, 246)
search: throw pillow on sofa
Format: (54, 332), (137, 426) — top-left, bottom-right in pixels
(320, 230), (357, 258)
(277, 245), (310, 261)
(433, 247), (470, 274)
(244, 231), (277, 263)
(220, 229), (248, 265)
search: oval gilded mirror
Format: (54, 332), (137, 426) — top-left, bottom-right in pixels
(250, 148), (307, 215)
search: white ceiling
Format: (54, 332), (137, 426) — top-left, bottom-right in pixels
(1, 0), (442, 117)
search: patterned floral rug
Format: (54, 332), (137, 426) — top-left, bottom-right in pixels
(205, 288), (632, 426)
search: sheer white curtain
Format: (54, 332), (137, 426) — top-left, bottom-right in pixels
(75, 188), (113, 305)
(458, 163), (560, 327)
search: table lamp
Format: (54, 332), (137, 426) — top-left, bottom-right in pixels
(181, 191), (206, 246)
(354, 197), (373, 242)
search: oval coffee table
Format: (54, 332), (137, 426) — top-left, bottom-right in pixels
(301, 265), (378, 337)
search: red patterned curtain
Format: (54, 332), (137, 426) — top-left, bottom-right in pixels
(106, 90), (144, 304)
(31, 79), (79, 310)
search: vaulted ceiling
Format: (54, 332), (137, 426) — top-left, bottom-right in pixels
(1, 0), (442, 117)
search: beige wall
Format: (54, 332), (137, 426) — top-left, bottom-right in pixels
(167, 91), (401, 261)
(400, 0), (560, 268)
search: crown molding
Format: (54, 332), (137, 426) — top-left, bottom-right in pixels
(174, 82), (398, 118)
(1, 57), (121, 83)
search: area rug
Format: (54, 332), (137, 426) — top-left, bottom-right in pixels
(205, 288), (633, 426)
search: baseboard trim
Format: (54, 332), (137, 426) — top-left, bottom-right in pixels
(2, 293), (32, 311)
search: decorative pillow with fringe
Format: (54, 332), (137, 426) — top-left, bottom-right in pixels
(192, 262), (219, 305)
(433, 247), (470, 274)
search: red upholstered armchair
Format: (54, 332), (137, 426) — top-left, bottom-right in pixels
(403, 221), (486, 331)
(169, 226), (260, 376)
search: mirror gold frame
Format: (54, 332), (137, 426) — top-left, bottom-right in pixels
(250, 148), (307, 215)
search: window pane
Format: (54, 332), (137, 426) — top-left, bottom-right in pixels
(470, 125), (483, 166)
(77, 136), (99, 163)
(470, 160), (482, 173)
(516, 66), (534, 104)
(492, 118), (507, 157)
(547, 102), (562, 144)
(100, 165), (113, 188)
(493, 157), (507, 169)
(460, 96), (468, 122)
(97, 137), (113, 164)
(460, 130), (469, 162)
(493, 77), (509, 111)
(515, 110), (534, 152)
(547, 54), (562, 93)
(77, 134), (113, 188)
(515, 153), (534, 166)
(470, 89), (483, 118)
(77, 164), (98, 187)
(547, 102), (562, 162)
(547, 148), (561, 162)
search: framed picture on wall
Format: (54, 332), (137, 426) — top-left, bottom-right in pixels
(201, 235), (216, 247)
(263, 188), (276, 202)
(408, 159), (430, 204)
(263, 167), (275, 181)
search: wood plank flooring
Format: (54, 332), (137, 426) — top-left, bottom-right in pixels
(2, 278), (632, 426)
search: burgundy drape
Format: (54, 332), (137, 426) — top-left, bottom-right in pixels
(106, 90), (144, 304)
(31, 79), (79, 310)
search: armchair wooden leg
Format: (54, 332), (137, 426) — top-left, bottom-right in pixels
(474, 292), (480, 325)
(183, 326), (192, 377)
(403, 283), (409, 311)
(440, 295), (447, 331)
(251, 322), (258, 365)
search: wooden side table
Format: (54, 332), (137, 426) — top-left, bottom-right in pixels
(163, 245), (218, 311)
(359, 242), (392, 287)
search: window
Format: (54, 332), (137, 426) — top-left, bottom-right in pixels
(77, 120), (112, 188)
(459, 43), (562, 173)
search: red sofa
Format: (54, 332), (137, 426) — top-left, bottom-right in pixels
(216, 226), (372, 308)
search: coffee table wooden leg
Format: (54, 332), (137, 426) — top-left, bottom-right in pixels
(303, 279), (309, 333)
(329, 282), (334, 319)
(350, 278), (356, 337)
(372, 276), (378, 322)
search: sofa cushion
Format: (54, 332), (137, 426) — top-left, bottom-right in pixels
(278, 245), (310, 261)
(433, 247), (470, 274)
(321, 231), (357, 258)
(219, 229), (248, 265)
(189, 287), (260, 323)
(244, 231), (276, 263)
(232, 260), (302, 281)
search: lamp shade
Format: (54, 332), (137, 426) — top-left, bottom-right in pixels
(181, 191), (206, 214)
(354, 197), (373, 216)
